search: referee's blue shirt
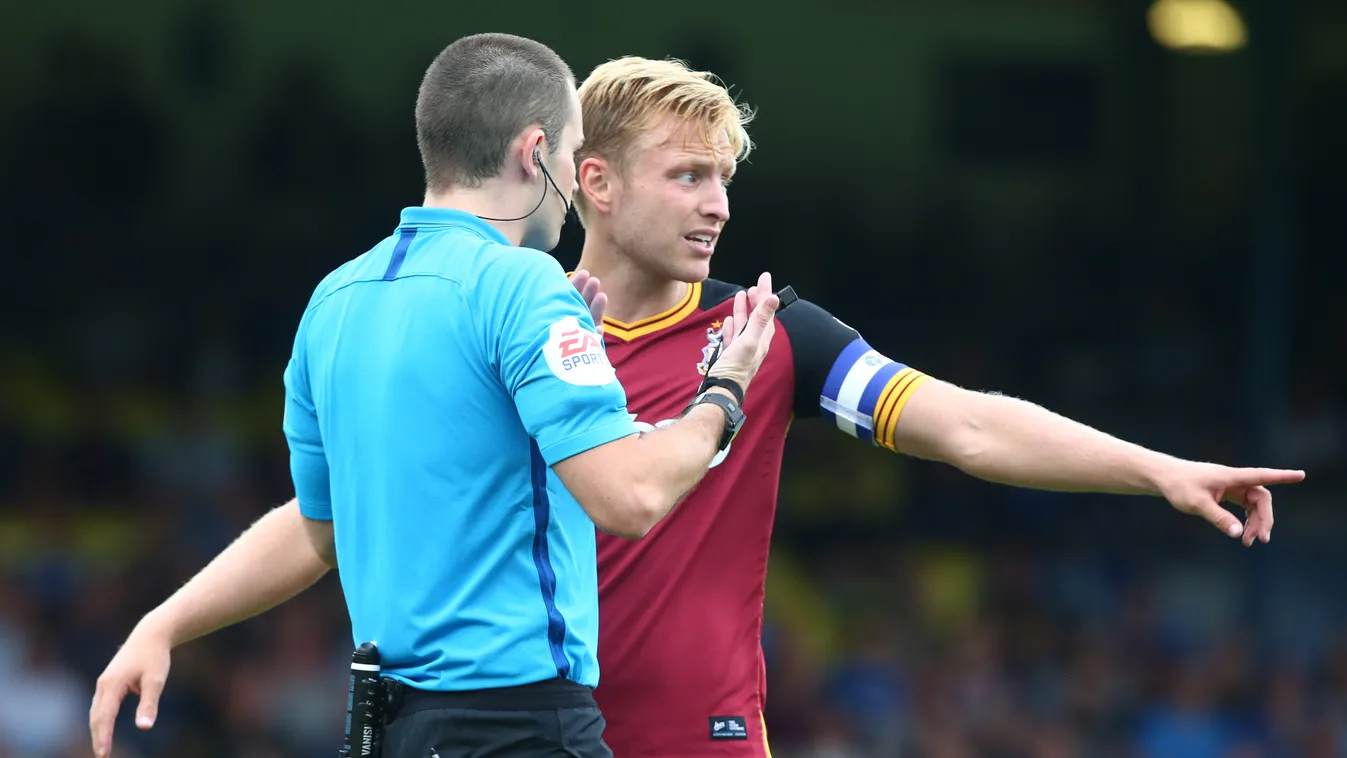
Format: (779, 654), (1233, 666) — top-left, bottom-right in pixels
(282, 207), (638, 692)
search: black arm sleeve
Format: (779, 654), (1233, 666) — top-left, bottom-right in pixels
(776, 298), (863, 419)
(777, 295), (930, 449)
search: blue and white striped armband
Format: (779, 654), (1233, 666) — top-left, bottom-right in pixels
(818, 339), (930, 450)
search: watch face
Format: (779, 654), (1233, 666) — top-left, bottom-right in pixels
(716, 396), (744, 429)
(726, 402), (744, 426)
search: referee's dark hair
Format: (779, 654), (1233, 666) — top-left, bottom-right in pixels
(416, 33), (576, 192)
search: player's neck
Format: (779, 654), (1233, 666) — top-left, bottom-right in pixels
(422, 186), (530, 247)
(576, 240), (690, 325)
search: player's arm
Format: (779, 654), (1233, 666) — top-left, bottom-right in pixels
(88, 505), (334, 758)
(494, 255), (777, 540)
(89, 314), (337, 758)
(138, 343), (344, 636)
(889, 380), (1301, 529)
(152, 500), (333, 643)
(145, 338), (337, 647)
(893, 382), (1187, 494)
(782, 297), (1303, 543)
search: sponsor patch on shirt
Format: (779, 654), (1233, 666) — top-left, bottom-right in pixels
(709, 716), (748, 740)
(544, 316), (617, 386)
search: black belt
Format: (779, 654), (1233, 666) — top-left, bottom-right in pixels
(384, 677), (595, 723)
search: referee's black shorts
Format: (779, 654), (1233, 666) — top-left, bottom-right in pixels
(382, 677), (611, 758)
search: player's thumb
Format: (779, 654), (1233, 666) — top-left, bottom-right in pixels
(135, 675), (166, 730)
(1195, 498), (1244, 539)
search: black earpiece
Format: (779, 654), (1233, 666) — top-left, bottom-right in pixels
(475, 144), (563, 223)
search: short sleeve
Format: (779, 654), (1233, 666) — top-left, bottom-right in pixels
(282, 312), (332, 520)
(777, 297), (929, 451)
(488, 251), (638, 466)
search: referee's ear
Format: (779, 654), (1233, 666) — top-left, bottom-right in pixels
(577, 156), (614, 215)
(514, 128), (548, 180)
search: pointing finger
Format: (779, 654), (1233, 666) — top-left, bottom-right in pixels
(1232, 468), (1306, 487)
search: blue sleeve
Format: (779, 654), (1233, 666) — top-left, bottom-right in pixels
(282, 312), (332, 520)
(488, 251), (638, 466)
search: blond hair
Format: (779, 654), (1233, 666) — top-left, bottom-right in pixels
(574, 56), (754, 218)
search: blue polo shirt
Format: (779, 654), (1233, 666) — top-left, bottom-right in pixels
(282, 207), (638, 691)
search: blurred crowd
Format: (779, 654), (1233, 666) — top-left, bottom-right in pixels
(2, 24), (1345, 758)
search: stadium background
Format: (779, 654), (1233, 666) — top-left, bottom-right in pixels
(1, 0), (1344, 756)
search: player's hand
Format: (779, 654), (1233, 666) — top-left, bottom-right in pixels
(89, 621), (173, 758)
(709, 271), (779, 396)
(571, 269), (607, 335)
(1155, 462), (1305, 545)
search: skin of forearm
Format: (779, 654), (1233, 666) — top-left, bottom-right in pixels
(141, 499), (330, 646)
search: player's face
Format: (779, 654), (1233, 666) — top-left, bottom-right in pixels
(528, 88), (584, 251)
(609, 116), (734, 284)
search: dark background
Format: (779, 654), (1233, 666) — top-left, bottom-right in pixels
(1, 0), (1344, 756)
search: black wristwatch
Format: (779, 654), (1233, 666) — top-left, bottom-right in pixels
(685, 390), (745, 452)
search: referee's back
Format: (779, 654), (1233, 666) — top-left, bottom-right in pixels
(282, 207), (638, 692)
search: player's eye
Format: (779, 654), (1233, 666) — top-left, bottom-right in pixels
(676, 172), (697, 184)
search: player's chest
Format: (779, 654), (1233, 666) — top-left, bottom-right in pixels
(603, 315), (793, 424)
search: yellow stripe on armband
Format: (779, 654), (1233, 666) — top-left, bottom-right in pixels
(872, 368), (930, 451)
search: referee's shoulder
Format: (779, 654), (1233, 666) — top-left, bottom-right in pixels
(471, 241), (568, 288)
(300, 253), (374, 315)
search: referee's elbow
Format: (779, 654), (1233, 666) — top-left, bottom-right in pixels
(592, 489), (664, 540)
(598, 521), (653, 540)
(554, 443), (668, 540)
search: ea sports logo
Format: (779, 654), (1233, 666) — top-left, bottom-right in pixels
(558, 329), (602, 360)
(544, 316), (617, 386)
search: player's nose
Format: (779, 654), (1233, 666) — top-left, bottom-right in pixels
(701, 183), (730, 224)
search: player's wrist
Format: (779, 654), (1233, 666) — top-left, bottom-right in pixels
(1143, 454), (1194, 499)
(134, 608), (182, 648)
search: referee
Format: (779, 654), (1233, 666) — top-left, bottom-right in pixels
(281, 34), (779, 758)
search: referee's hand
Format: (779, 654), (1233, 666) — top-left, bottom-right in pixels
(89, 623), (172, 758)
(708, 271), (779, 397)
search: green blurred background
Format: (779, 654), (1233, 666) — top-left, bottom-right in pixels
(1, 1), (1344, 756)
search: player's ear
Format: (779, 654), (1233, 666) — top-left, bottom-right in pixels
(578, 156), (615, 214)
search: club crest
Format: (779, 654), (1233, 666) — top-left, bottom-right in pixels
(696, 320), (724, 376)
